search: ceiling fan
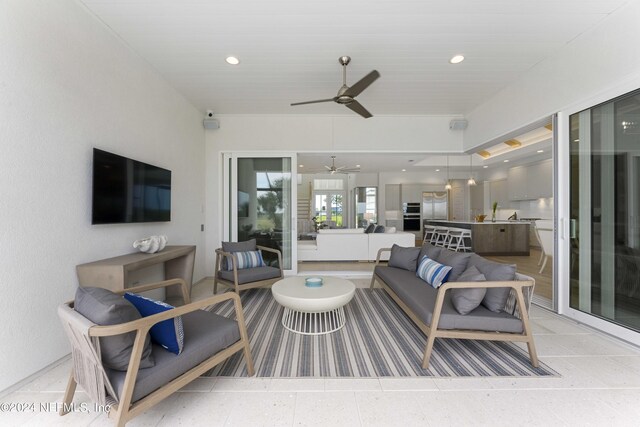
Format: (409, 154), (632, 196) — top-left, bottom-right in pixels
(323, 156), (360, 174)
(291, 56), (380, 118)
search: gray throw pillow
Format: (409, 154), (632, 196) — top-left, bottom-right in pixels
(373, 225), (385, 233)
(435, 249), (472, 282)
(222, 239), (257, 253)
(364, 224), (376, 234)
(468, 254), (517, 313)
(450, 265), (487, 315)
(388, 244), (421, 271)
(74, 287), (154, 371)
(418, 242), (441, 267)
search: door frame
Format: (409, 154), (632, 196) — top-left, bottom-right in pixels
(222, 152), (298, 275)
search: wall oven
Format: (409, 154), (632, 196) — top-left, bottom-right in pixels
(403, 203), (421, 231)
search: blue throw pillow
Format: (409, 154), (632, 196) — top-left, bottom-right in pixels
(225, 250), (265, 270)
(124, 293), (184, 355)
(416, 255), (452, 288)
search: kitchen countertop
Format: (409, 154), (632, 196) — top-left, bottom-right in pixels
(423, 220), (530, 255)
(424, 220), (531, 225)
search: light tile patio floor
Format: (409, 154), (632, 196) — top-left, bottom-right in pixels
(3, 278), (640, 426)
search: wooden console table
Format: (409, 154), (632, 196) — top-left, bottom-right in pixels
(76, 245), (196, 302)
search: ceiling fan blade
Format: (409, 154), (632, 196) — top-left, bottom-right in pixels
(324, 165), (332, 170)
(343, 70), (380, 98)
(345, 100), (373, 118)
(291, 98), (335, 106)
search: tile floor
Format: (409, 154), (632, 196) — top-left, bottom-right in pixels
(3, 279), (640, 426)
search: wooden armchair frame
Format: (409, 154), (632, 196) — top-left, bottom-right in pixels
(213, 245), (283, 294)
(58, 279), (254, 427)
(370, 248), (539, 369)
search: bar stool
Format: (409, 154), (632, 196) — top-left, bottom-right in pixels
(423, 225), (437, 244)
(446, 228), (472, 252)
(433, 227), (450, 247)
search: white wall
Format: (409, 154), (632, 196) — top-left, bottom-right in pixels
(0, 1), (205, 391)
(205, 114), (463, 272)
(464, 1), (640, 149)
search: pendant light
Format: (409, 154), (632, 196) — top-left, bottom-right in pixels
(444, 155), (452, 190)
(467, 154), (477, 186)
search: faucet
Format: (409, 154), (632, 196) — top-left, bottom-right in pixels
(507, 211), (518, 221)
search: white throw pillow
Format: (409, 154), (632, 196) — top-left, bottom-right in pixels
(384, 226), (397, 233)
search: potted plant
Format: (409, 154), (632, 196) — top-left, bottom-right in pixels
(492, 201), (498, 222)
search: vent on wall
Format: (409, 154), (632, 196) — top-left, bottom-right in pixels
(449, 119), (468, 130)
(203, 118), (219, 129)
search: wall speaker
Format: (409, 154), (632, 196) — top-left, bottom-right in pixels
(449, 119), (468, 130)
(203, 118), (220, 129)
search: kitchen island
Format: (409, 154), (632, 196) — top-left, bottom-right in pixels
(424, 220), (530, 256)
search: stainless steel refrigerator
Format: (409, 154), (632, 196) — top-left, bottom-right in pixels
(422, 192), (449, 222)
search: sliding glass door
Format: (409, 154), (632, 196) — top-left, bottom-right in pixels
(223, 154), (296, 273)
(568, 88), (640, 333)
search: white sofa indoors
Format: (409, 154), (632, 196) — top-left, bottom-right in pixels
(298, 228), (415, 262)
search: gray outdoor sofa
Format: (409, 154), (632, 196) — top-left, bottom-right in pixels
(370, 242), (539, 369)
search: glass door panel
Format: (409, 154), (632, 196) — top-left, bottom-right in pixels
(234, 157), (293, 271)
(313, 192), (344, 227)
(569, 88), (640, 331)
(355, 187), (377, 228)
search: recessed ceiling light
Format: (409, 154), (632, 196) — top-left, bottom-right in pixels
(402, 169), (406, 172)
(449, 55), (465, 64)
(299, 164), (304, 168)
(356, 164), (361, 168)
(435, 169), (440, 172)
(504, 160), (510, 163)
(483, 165), (488, 169)
(537, 150), (544, 153)
(225, 56), (240, 65)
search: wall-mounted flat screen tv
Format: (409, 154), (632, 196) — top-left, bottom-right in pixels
(92, 148), (171, 224)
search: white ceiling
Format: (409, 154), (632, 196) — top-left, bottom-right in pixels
(80, 0), (627, 116)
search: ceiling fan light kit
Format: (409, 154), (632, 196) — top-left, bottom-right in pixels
(291, 56), (380, 118)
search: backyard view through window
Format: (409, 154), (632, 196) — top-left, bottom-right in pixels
(237, 157), (292, 269)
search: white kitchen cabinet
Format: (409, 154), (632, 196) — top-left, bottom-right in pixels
(508, 160), (553, 200)
(526, 160), (553, 199)
(400, 184), (422, 203)
(489, 179), (509, 208)
(385, 184), (401, 210)
(508, 166), (528, 200)
(470, 183), (484, 214)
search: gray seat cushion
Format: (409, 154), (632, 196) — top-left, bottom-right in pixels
(468, 254), (517, 313)
(107, 309), (240, 403)
(75, 287), (154, 371)
(435, 249), (472, 281)
(388, 244), (421, 272)
(374, 266), (522, 333)
(218, 266), (281, 284)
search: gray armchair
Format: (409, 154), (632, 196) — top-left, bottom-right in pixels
(57, 279), (254, 426)
(214, 239), (283, 294)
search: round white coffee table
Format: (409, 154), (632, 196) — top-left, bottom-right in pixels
(271, 276), (356, 335)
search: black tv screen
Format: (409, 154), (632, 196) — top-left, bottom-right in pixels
(92, 148), (171, 224)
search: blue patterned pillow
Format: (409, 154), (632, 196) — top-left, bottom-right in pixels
(416, 255), (452, 288)
(225, 250), (265, 270)
(124, 293), (184, 355)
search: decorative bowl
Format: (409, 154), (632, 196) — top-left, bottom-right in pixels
(305, 277), (323, 288)
(475, 215), (487, 223)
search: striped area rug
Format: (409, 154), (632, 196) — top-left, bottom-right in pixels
(205, 288), (557, 378)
